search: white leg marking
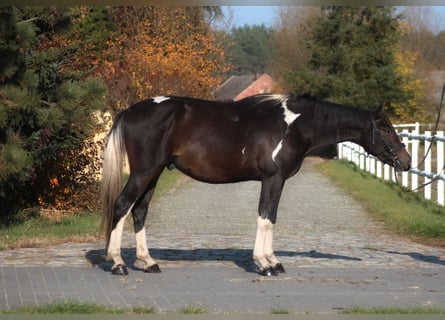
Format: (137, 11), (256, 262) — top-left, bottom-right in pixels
(253, 217), (273, 269)
(153, 96), (170, 103)
(272, 140), (283, 162)
(264, 222), (279, 266)
(108, 202), (135, 267)
(108, 210), (131, 267)
(135, 227), (157, 268)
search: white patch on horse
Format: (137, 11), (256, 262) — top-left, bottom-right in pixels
(241, 147), (246, 155)
(253, 216), (274, 269)
(108, 205), (133, 266)
(135, 227), (157, 268)
(153, 96), (170, 104)
(259, 94), (301, 126)
(271, 140), (283, 162)
(281, 99), (301, 126)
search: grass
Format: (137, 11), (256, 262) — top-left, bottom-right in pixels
(3, 301), (444, 315)
(342, 307), (445, 314)
(0, 169), (186, 250)
(178, 305), (207, 314)
(315, 160), (445, 245)
(0, 212), (100, 250)
(0, 301), (155, 314)
(1, 301), (208, 314)
(271, 308), (290, 314)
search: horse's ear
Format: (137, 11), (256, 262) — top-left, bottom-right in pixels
(373, 102), (384, 118)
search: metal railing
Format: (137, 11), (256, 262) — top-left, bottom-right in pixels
(338, 123), (445, 206)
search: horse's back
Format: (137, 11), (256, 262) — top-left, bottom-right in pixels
(118, 96), (289, 182)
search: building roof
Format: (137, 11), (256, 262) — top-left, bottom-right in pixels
(215, 75), (259, 101)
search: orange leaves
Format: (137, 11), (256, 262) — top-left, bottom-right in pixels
(112, 7), (228, 105)
(35, 7), (229, 112)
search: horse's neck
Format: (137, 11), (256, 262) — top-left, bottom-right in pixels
(310, 104), (370, 149)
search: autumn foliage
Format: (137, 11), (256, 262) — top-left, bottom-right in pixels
(1, 7), (229, 216)
(37, 7), (229, 111)
(124, 8), (228, 101)
(72, 7), (231, 112)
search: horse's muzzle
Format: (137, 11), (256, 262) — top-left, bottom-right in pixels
(393, 152), (411, 172)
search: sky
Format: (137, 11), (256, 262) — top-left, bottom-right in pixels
(224, 6), (445, 32)
(224, 6), (279, 28)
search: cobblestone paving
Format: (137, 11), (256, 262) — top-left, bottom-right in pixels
(1, 157), (444, 313)
(2, 158), (443, 271)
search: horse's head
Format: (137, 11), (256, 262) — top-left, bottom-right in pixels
(365, 104), (411, 172)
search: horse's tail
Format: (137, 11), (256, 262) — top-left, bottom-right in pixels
(100, 112), (126, 249)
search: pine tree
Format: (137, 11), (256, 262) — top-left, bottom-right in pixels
(228, 24), (274, 76)
(285, 6), (415, 116)
(0, 7), (107, 218)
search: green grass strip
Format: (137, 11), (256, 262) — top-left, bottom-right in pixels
(1, 301), (155, 314)
(342, 307), (445, 314)
(316, 160), (445, 243)
(177, 305), (207, 314)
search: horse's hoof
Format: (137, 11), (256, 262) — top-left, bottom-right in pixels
(144, 264), (162, 273)
(273, 263), (286, 273)
(111, 264), (129, 276)
(258, 266), (277, 277)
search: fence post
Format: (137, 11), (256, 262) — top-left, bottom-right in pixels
(352, 144), (359, 166)
(376, 160), (382, 178)
(437, 131), (444, 206)
(370, 157), (375, 175)
(411, 126), (419, 191)
(402, 129), (409, 188)
(424, 131), (432, 200)
(383, 163), (390, 181)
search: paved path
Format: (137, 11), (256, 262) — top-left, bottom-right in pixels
(1, 158), (444, 313)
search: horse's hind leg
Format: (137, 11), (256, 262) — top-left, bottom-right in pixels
(132, 174), (162, 273)
(108, 195), (134, 275)
(108, 173), (157, 275)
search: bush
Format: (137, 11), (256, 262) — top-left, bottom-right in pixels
(0, 7), (107, 221)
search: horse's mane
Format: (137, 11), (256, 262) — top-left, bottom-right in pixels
(290, 94), (369, 124)
(235, 93), (287, 105)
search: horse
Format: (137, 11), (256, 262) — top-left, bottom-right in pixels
(101, 93), (411, 276)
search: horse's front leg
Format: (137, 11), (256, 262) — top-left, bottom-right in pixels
(253, 175), (286, 276)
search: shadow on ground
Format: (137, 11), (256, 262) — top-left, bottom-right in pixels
(383, 250), (445, 266)
(86, 248), (361, 274)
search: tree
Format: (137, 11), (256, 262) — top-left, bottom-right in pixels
(0, 7), (107, 218)
(61, 7), (230, 112)
(227, 24), (274, 76)
(271, 7), (320, 88)
(399, 7), (445, 70)
(1, 6), (231, 217)
(119, 7), (229, 104)
(281, 6), (421, 119)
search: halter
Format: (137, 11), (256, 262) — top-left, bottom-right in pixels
(371, 116), (406, 167)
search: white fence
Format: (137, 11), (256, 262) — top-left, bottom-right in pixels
(338, 123), (445, 206)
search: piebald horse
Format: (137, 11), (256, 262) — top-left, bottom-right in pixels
(101, 93), (411, 276)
